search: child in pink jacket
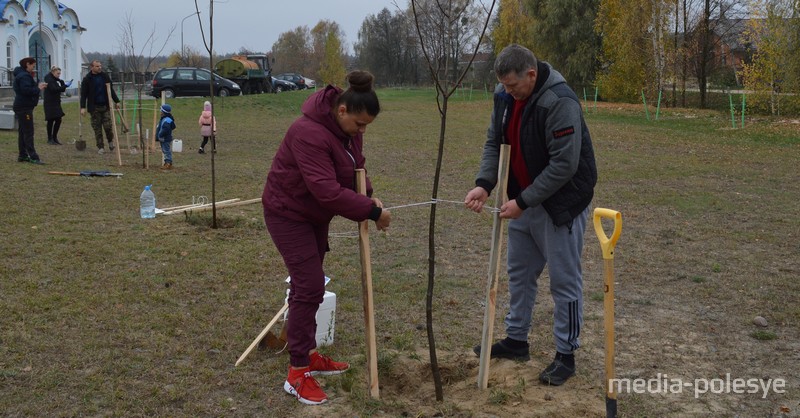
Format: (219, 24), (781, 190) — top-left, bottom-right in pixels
(197, 101), (217, 154)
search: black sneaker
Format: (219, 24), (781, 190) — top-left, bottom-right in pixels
(538, 358), (575, 386)
(109, 142), (115, 151)
(473, 338), (530, 361)
(29, 159), (45, 165)
(17, 156), (30, 163)
(198, 147), (205, 154)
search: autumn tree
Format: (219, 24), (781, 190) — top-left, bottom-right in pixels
(596, 0), (652, 101)
(311, 20), (345, 80)
(492, 0), (533, 50)
(741, 0), (800, 115)
(319, 31), (347, 86)
(271, 27), (311, 74)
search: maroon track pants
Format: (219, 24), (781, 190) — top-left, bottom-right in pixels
(265, 212), (329, 367)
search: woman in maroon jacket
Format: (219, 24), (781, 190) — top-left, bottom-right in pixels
(262, 71), (391, 405)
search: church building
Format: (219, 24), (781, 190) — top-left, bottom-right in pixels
(0, 0), (83, 88)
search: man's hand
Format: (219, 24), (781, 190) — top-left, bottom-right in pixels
(114, 103), (121, 109)
(374, 209), (391, 231)
(371, 197), (384, 208)
(499, 199), (523, 219)
(80, 108), (86, 116)
(464, 187), (488, 213)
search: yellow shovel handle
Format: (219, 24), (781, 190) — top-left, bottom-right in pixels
(593, 208), (622, 260)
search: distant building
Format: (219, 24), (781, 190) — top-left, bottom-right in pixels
(0, 0), (84, 87)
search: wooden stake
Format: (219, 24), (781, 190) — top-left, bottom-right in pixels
(161, 198), (259, 216)
(356, 169), (380, 399)
(106, 83), (122, 166)
(152, 97), (159, 162)
(235, 302), (289, 367)
(477, 144), (511, 389)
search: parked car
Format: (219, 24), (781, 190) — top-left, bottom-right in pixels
(151, 67), (241, 99)
(274, 73), (307, 89)
(271, 76), (297, 93)
(303, 77), (316, 89)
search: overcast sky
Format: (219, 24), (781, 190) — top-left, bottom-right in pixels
(66, 0), (403, 55)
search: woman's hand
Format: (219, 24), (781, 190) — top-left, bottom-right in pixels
(374, 209), (391, 231)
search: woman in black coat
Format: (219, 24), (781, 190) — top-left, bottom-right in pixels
(43, 66), (72, 145)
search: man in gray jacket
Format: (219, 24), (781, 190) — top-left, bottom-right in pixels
(465, 44), (597, 386)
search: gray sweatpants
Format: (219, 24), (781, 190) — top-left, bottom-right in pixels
(505, 204), (589, 354)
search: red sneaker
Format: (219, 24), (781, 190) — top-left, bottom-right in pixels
(284, 367), (327, 405)
(309, 351), (350, 376)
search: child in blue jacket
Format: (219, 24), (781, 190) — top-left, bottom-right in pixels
(157, 103), (177, 169)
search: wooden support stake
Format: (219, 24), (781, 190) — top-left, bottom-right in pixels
(355, 169), (380, 399)
(160, 198), (260, 216)
(152, 97), (159, 163)
(106, 83), (122, 166)
(235, 302), (289, 367)
(477, 144), (511, 389)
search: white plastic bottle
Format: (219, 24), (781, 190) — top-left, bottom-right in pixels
(140, 185), (156, 219)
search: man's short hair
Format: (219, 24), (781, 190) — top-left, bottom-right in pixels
(19, 57), (36, 67)
(494, 44), (538, 78)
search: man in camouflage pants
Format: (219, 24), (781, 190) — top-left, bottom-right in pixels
(80, 60), (120, 154)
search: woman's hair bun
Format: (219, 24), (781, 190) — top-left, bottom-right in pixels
(347, 71), (374, 93)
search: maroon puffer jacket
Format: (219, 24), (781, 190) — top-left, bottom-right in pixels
(262, 85), (375, 225)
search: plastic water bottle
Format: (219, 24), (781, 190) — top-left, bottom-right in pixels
(140, 185), (156, 219)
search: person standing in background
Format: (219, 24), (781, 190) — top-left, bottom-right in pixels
(80, 60), (120, 154)
(13, 57), (47, 164)
(44, 66), (71, 145)
(197, 100), (216, 154)
(156, 103), (177, 170)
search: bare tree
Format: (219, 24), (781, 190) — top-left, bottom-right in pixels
(194, 0), (222, 228)
(117, 11), (175, 167)
(687, 0), (745, 107)
(411, 0), (496, 402)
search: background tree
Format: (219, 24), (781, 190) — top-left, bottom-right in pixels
(741, 0), (799, 115)
(688, 0), (746, 107)
(410, 0), (496, 402)
(105, 56), (120, 80)
(311, 20), (345, 80)
(116, 10), (175, 167)
(526, 0), (602, 87)
(318, 31), (346, 86)
(166, 45), (208, 67)
(596, 0), (653, 101)
(355, 7), (422, 86)
(271, 27), (311, 74)
(492, 0), (534, 50)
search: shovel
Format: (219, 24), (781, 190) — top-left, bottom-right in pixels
(235, 302), (289, 367)
(593, 208), (622, 418)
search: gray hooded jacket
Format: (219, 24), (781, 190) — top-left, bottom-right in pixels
(476, 62), (597, 226)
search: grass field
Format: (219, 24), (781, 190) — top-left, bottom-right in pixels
(1, 88), (798, 417)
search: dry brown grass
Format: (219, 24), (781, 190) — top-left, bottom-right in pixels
(0, 89), (798, 417)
